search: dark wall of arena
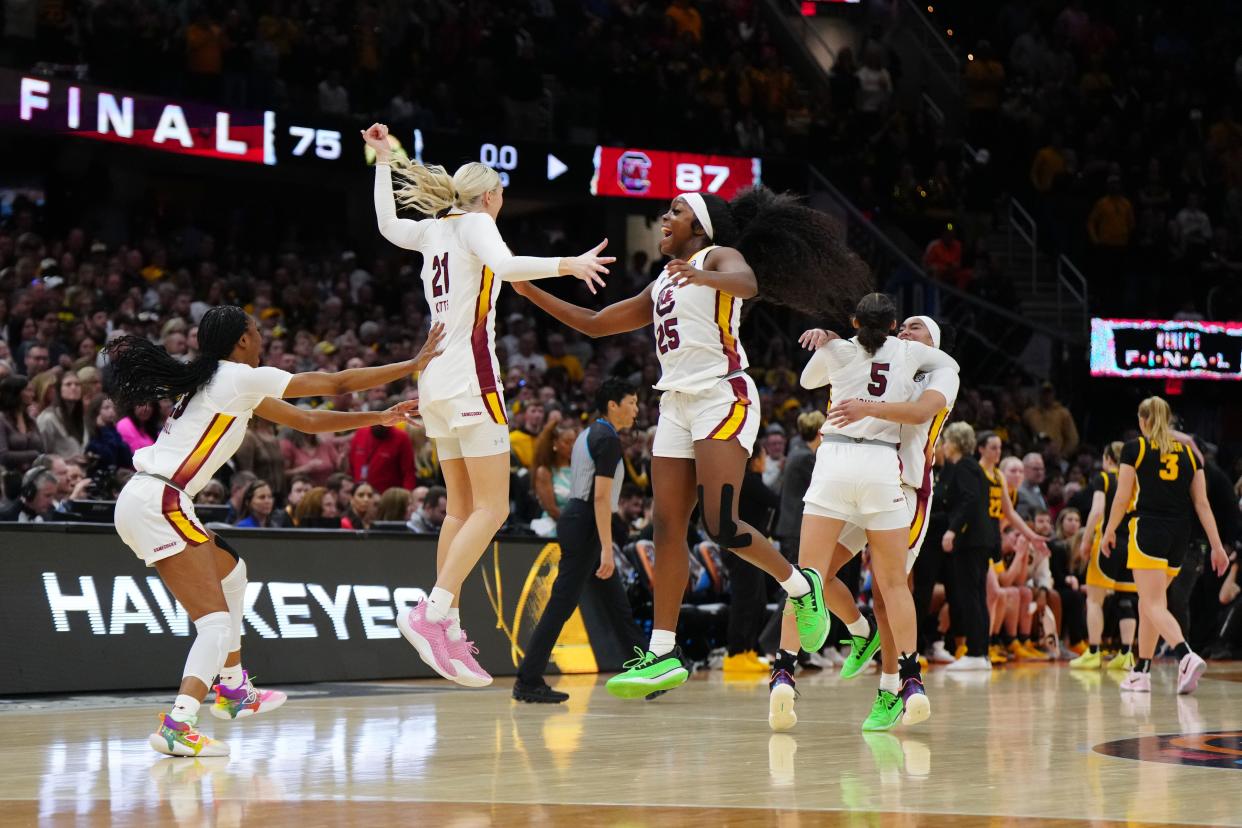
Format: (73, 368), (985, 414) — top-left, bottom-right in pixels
(0, 526), (624, 695)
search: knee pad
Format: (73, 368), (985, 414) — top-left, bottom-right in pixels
(184, 611), (231, 685)
(1116, 594), (1137, 621)
(697, 484), (751, 549)
(220, 558), (247, 652)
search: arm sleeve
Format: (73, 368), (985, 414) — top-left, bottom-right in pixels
(588, 428), (623, 479)
(229, 365), (294, 408)
(906, 341), (961, 375)
(462, 213), (561, 282)
(374, 164), (429, 250)
(800, 340), (852, 389)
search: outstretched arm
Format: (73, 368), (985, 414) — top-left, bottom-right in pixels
(283, 324), (444, 398)
(256, 398), (419, 434)
(511, 280), (653, 338)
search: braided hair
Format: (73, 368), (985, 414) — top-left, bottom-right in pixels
(104, 305), (250, 407)
(853, 292), (897, 355)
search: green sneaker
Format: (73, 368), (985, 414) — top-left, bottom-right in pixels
(841, 619), (882, 679)
(605, 647), (690, 699)
(790, 568), (829, 653)
(861, 689), (903, 732)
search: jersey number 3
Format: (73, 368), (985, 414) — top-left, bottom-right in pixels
(1159, 453), (1179, 481)
(431, 252), (450, 297)
(867, 363), (890, 396)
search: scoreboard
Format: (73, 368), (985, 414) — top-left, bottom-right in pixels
(1090, 318), (1242, 381)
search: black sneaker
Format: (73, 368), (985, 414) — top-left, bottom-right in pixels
(512, 679), (569, 704)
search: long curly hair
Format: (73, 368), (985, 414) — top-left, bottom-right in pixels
(726, 187), (872, 319)
(104, 305), (250, 407)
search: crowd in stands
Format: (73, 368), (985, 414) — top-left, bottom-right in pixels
(4, 0), (809, 155)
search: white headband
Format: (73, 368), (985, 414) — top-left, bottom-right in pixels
(908, 315), (942, 349)
(677, 192), (714, 240)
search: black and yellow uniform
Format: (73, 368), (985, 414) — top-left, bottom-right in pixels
(982, 464), (1006, 572)
(1120, 437), (1198, 575)
(1086, 470), (1136, 592)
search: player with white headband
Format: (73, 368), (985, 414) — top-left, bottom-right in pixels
(513, 188), (872, 700)
(768, 300), (959, 734)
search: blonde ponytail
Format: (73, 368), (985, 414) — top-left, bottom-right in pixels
(390, 160), (502, 217)
(1138, 396), (1174, 453)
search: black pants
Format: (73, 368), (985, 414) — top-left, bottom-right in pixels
(518, 501), (644, 684)
(1056, 586), (1087, 644)
(949, 545), (990, 657)
(723, 551), (767, 655)
(1168, 540), (1207, 639)
(913, 544), (952, 653)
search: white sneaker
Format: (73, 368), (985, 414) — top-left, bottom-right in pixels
(1176, 651), (1207, 695)
(929, 641), (955, 664)
(944, 655), (992, 672)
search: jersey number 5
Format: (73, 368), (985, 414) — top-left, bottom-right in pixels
(868, 363), (890, 396)
(656, 318), (680, 354)
(1159, 453), (1179, 481)
(431, 252), (450, 297)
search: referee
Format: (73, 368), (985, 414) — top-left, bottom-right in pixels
(514, 378), (644, 703)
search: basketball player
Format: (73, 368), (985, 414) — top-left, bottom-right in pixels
(1101, 397), (1229, 695)
(512, 189), (871, 699)
(779, 315), (957, 732)
(768, 294), (959, 732)
(1071, 442), (1138, 671)
(106, 306), (443, 757)
(362, 123), (614, 687)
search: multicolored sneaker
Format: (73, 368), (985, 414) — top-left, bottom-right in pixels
(899, 677), (930, 726)
(210, 672), (287, 721)
(149, 713), (229, 757)
(397, 602), (457, 681)
(841, 619), (882, 680)
(862, 689), (903, 732)
(447, 628), (493, 687)
(768, 669), (797, 732)
(1069, 649), (1102, 670)
(1107, 651), (1135, 672)
(790, 568), (829, 653)
(605, 647), (690, 699)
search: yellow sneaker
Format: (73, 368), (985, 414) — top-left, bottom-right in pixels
(1007, 640), (1026, 661)
(1069, 649), (1102, 670)
(1019, 640), (1051, 661)
(1070, 640), (1089, 656)
(955, 642), (968, 660)
(723, 651), (770, 674)
(1107, 651), (1135, 672)
(988, 644), (1008, 664)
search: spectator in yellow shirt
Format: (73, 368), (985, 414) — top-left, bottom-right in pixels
(1030, 133), (1066, 194)
(510, 402), (549, 471)
(1023, 382), (1079, 457)
(1086, 176), (1134, 248)
(543, 332), (584, 383)
(665, 0), (702, 42)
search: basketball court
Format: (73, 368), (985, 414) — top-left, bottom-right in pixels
(2, 664), (1240, 827)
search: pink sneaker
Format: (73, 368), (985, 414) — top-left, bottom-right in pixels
(447, 628), (493, 687)
(397, 603), (457, 681)
(210, 671), (287, 720)
(1120, 670), (1151, 693)
(1177, 651), (1207, 695)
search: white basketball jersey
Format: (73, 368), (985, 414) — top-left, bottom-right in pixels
(650, 246), (749, 394)
(897, 367), (959, 490)
(132, 361), (292, 496)
(802, 336), (958, 443)
(410, 211), (508, 422)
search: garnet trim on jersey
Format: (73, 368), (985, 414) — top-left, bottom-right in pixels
(161, 485), (209, 546)
(470, 265), (507, 425)
(707, 376), (751, 441)
(170, 413), (236, 489)
(714, 291), (741, 374)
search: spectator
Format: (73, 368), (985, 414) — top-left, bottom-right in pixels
(775, 411), (823, 562)
(510, 402), (549, 471)
(511, 331), (548, 376)
(36, 371), (87, 457)
(533, 421), (579, 527)
(1030, 132), (1066, 194)
(23, 344), (50, 379)
(761, 425), (786, 492)
(341, 481), (376, 530)
(1023, 382), (1079, 456)
(665, 0), (702, 42)
(116, 401), (160, 454)
(324, 472), (355, 506)
(0, 468), (57, 522)
(294, 486), (343, 529)
(194, 479), (227, 506)
(544, 333), (584, 383)
(225, 470), (258, 524)
(84, 395), (132, 471)
(235, 479), (276, 528)
(856, 45), (893, 117)
(273, 474), (312, 527)
(408, 485), (448, 534)
(281, 430), (341, 487)
(923, 224), (965, 288)
(318, 70), (350, 116)
(374, 487), (412, 522)
(1016, 452), (1048, 520)
(0, 375), (44, 473)
(236, 417), (286, 496)
(963, 41), (1006, 145)
(348, 422), (415, 494)
(1086, 174), (1134, 291)
(185, 10), (225, 99)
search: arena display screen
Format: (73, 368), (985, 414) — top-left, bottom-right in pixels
(590, 146), (762, 200)
(1089, 318), (1242, 380)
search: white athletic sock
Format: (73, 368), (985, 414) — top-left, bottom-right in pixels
(218, 663), (245, 689)
(780, 567), (811, 598)
(426, 587), (454, 623)
(879, 672), (900, 694)
(846, 615), (870, 637)
(446, 607), (463, 642)
(649, 629), (676, 657)
(170, 694), (201, 723)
